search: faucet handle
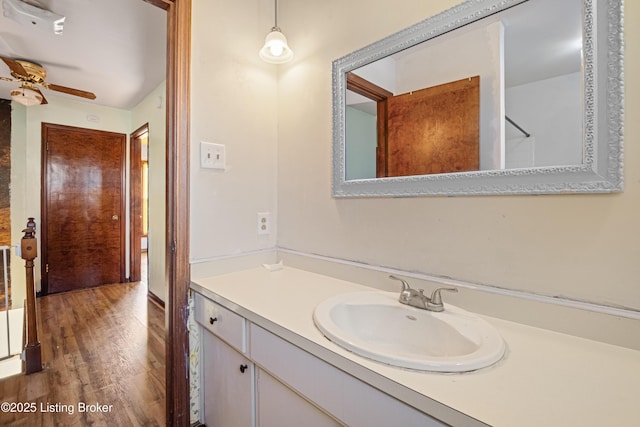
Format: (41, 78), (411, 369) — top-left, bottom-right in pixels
(429, 287), (458, 305)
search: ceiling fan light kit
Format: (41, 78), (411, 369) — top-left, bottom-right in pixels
(11, 85), (42, 106)
(1, 55), (96, 106)
(260, 0), (293, 64)
(2, 0), (65, 35)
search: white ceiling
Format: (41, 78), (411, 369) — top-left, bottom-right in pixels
(0, 0), (166, 109)
(348, 0), (582, 111)
(394, 0), (582, 88)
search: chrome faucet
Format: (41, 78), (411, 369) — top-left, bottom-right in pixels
(389, 275), (458, 312)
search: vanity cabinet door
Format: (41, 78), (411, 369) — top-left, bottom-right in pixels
(203, 331), (254, 427)
(255, 368), (342, 427)
(250, 324), (445, 427)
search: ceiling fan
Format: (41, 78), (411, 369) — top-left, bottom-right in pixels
(0, 55), (96, 106)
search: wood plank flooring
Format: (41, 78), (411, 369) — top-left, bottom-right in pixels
(0, 281), (165, 426)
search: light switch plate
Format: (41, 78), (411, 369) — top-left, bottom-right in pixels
(201, 141), (225, 170)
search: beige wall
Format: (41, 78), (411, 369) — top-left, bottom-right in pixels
(188, 0), (638, 328)
(275, 0), (640, 312)
(9, 103), (27, 308)
(189, 0), (279, 265)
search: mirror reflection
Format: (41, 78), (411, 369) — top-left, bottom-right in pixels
(345, 0), (583, 180)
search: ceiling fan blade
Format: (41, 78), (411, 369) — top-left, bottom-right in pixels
(31, 86), (48, 105)
(0, 55), (28, 78)
(45, 83), (96, 100)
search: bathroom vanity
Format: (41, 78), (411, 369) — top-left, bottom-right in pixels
(194, 291), (441, 426)
(191, 267), (640, 426)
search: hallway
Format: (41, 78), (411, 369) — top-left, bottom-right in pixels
(0, 281), (165, 426)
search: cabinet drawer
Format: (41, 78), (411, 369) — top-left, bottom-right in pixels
(194, 292), (246, 353)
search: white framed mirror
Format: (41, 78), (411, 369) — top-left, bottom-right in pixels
(332, 0), (623, 197)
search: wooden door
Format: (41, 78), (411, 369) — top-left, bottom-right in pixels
(384, 76), (480, 176)
(42, 123), (126, 294)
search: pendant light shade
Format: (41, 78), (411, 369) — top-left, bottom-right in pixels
(11, 86), (43, 106)
(260, 0), (293, 64)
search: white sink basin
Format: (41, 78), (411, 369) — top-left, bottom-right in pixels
(313, 291), (506, 372)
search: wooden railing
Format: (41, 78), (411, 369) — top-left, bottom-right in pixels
(21, 218), (42, 374)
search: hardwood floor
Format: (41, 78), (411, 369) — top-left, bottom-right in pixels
(0, 281), (165, 426)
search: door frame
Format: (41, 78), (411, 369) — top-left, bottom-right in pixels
(346, 72), (392, 178)
(40, 122), (127, 295)
(129, 123), (148, 283)
(146, 0), (191, 425)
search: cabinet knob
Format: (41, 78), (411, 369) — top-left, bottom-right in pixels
(239, 364), (248, 374)
(209, 316), (218, 325)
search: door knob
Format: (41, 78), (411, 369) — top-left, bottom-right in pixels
(112, 215), (119, 220)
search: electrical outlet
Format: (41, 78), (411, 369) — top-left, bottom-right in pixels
(201, 141), (225, 170)
(257, 212), (270, 235)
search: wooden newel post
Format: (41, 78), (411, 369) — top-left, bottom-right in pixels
(21, 217), (42, 374)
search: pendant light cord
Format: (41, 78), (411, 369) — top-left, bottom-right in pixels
(274, 0), (279, 29)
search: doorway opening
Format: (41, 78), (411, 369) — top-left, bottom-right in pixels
(130, 124), (150, 292)
(142, 156), (149, 285)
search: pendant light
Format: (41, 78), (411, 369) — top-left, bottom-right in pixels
(259, 0), (293, 64)
(11, 85), (43, 106)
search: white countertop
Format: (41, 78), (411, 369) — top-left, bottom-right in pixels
(191, 266), (640, 427)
